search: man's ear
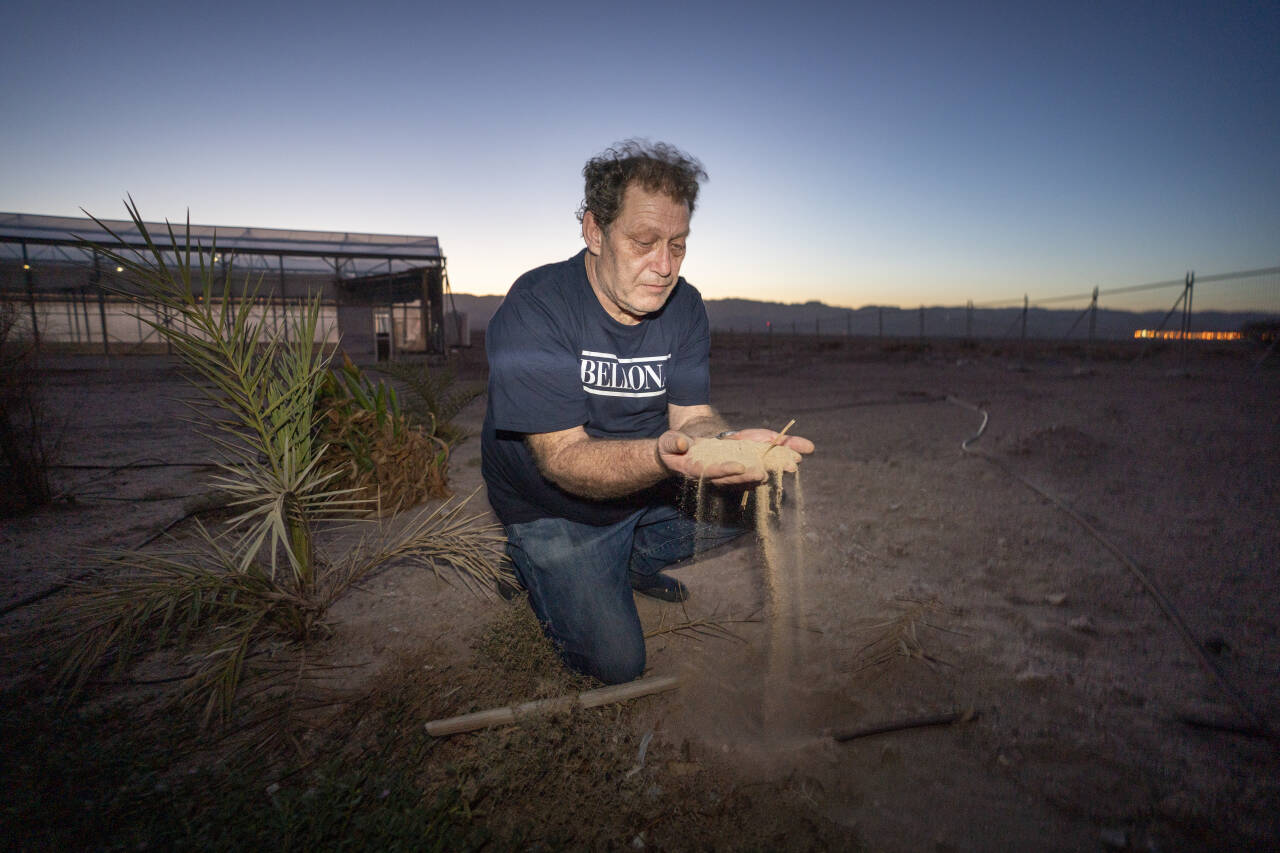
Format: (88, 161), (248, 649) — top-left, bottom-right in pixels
(582, 211), (604, 256)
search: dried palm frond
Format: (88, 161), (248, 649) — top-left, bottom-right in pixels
(644, 605), (760, 643)
(843, 596), (961, 675)
(317, 405), (450, 515)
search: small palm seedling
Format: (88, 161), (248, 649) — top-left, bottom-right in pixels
(55, 199), (509, 726)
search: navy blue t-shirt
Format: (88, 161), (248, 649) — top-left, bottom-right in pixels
(481, 249), (710, 525)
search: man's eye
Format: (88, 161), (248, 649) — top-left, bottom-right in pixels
(671, 243), (686, 256)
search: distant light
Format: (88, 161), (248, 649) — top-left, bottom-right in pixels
(214, 253), (221, 262)
(116, 266), (124, 273)
(22, 263), (30, 270)
(1133, 329), (1242, 341)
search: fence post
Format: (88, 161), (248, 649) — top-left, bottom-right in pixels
(22, 243), (40, 348)
(97, 291), (110, 357)
(66, 294), (79, 343)
(278, 254), (289, 342)
(80, 287), (93, 348)
(1020, 294), (1028, 367)
(918, 305), (925, 340)
(91, 250), (110, 358)
(965, 300), (973, 343)
(1090, 285), (1100, 358)
(1181, 271), (1194, 369)
(878, 308), (883, 339)
(1088, 286), (1098, 360)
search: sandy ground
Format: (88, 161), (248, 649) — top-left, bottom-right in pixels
(3, 336), (1279, 851)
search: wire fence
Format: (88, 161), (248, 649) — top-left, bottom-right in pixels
(708, 265), (1279, 345)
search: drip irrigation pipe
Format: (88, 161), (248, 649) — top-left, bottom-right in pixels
(49, 462), (217, 470)
(944, 395), (1273, 741)
(49, 457), (229, 506)
(786, 393), (948, 415)
(0, 504), (211, 618)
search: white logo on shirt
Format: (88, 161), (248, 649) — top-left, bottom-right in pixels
(580, 350), (669, 398)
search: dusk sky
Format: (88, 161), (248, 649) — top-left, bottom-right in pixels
(3, 1), (1277, 311)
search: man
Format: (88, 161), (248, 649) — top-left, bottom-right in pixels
(481, 140), (813, 684)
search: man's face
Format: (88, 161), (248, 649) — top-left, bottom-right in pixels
(584, 184), (690, 325)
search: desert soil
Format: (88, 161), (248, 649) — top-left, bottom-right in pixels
(3, 334), (1279, 851)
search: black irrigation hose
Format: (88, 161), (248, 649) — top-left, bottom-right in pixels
(945, 395), (1274, 742)
(49, 457), (222, 505)
(49, 462), (218, 470)
(80, 494), (210, 502)
(0, 505), (206, 618)
(787, 393), (948, 416)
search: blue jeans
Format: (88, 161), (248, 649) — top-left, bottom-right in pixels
(504, 502), (746, 684)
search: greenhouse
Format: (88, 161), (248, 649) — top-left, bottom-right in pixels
(0, 212), (461, 359)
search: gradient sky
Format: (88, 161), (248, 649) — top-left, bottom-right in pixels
(3, 0), (1277, 311)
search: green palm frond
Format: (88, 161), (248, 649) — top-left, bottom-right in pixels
(336, 491), (513, 600)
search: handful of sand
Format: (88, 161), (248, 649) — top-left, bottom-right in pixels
(685, 437), (801, 476)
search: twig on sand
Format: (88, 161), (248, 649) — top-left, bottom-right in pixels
(763, 418), (797, 456)
(740, 418), (797, 510)
(1176, 713), (1272, 739)
(830, 707), (980, 743)
(424, 674), (680, 737)
(644, 614), (756, 642)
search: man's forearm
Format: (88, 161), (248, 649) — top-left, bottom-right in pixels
(529, 433), (668, 500)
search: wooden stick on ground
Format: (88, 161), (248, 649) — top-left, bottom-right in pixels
(425, 674), (681, 737)
(829, 708), (979, 743)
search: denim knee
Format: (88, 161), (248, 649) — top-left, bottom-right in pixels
(567, 630), (645, 685)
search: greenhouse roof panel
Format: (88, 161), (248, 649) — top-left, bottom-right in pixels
(0, 213), (443, 262)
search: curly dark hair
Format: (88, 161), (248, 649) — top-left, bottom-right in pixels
(576, 140), (707, 229)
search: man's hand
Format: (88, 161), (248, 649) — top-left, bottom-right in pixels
(723, 428), (815, 468)
(657, 427), (815, 487)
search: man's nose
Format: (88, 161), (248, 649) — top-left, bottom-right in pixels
(652, 245), (673, 277)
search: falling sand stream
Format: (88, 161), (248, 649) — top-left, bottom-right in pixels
(686, 437), (806, 719)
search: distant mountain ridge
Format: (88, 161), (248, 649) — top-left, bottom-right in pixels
(444, 293), (1274, 341)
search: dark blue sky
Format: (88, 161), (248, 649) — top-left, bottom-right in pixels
(3, 0), (1277, 310)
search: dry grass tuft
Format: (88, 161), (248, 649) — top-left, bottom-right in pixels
(318, 407), (451, 515)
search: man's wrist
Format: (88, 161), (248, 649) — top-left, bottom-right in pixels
(654, 437), (669, 473)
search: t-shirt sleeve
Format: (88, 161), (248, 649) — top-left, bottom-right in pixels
(486, 287), (588, 434)
(665, 287), (711, 406)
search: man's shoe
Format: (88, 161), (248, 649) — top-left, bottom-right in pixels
(629, 571), (690, 603)
(496, 575), (525, 601)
